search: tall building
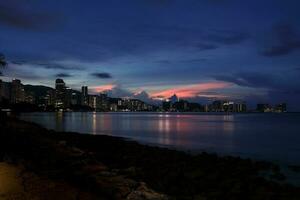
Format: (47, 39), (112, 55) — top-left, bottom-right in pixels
(71, 92), (79, 105)
(212, 100), (224, 112)
(99, 93), (108, 110)
(11, 79), (25, 104)
(55, 79), (66, 109)
(0, 79), (2, 102)
(257, 104), (272, 112)
(65, 87), (73, 108)
(24, 91), (35, 104)
(81, 86), (89, 106)
(0, 81), (11, 101)
(88, 95), (100, 110)
(274, 103), (287, 113)
(45, 90), (55, 106)
(235, 102), (247, 112)
(162, 100), (172, 111)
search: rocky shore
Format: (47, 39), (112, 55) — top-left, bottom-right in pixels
(1, 116), (300, 199)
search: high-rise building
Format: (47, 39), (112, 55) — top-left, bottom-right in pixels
(212, 100), (224, 112)
(257, 104), (272, 112)
(99, 93), (108, 110)
(45, 90), (55, 106)
(55, 79), (66, 109)
(274, 103), (287, 113)
(65, 87), (72, 108)
(0, 79), (3, 102)
(235, 102), (247, 112)
(71, 92), (79, 105)
(11, 79), (25, 104)
(24, 91), (35, 104)
(88, 95), (100, 110)
(81, 86), (89, 106)
(162, 100), (172, 111)
(0, 81), (11, 101)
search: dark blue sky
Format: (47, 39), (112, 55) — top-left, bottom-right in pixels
(1, 0), (300, 110)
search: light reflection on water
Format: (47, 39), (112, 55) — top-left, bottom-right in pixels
(19, 112), (300, 164)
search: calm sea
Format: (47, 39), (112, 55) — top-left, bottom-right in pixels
(19, 112), (300, 165)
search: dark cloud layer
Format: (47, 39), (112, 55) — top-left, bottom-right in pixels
(55, 73), (72, 78)
(214, 72), (274, 88)
(91, 72), (112, 79)
(0, 1), (62, 30)
(10, 61), (84, 71)
(262, 24), (300, 57)
(1, 0), (300, 110)
(205, 31), (250, 45)
(214, 72), (300, 95)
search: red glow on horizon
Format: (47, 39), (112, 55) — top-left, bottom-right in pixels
(90, 84), (116, 93)
(150, 82), (231, 99)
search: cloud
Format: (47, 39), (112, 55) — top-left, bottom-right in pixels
(139, 0), (172, 7)
(106, 86), (132, 98)
(9, 60), (84, 71)
(150, 82), (232, 99)
(132, 90), (158, 104)
(91, 72), (112, 79)
(90, 84), (116, 93)
(90, 85), (138, 100)
(196, 43), (219, 51)
(55, 73), (72, 78)
(205, 30), (250, 45)
(214, 72), (274, 88)
(155, 58), (207, 65)
(213, 71), (300, 110)
(262, 24), (300, 57)
(0, 1), (62, 30)
(90, 85), (159, 104)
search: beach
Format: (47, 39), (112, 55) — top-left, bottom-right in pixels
(1, 116), (300, 199)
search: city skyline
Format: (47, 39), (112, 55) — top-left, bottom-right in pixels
(1, 1), (300, 110)
(0, 78), (287, 113)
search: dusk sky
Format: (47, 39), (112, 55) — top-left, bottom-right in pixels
(1, 0), (300, 110)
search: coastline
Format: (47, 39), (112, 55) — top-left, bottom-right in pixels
(1, 116), (300, 199)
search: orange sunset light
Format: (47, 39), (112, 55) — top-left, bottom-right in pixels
(150, 82), (231, 99)
(90, 84), (116, 93)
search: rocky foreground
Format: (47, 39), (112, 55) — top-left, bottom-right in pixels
(0, 116), (300, 200)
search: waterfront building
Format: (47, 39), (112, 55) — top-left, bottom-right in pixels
(0, 80), (2, 102)
(55, 79), (66, 109)
(257, 104), (272, 112)
(235, 102), (247, 112)
(71, 92), (79, 105)
(110, 103), (118, 111)
(45, 90), (55, 106)
(81, 86), (89, 106)
(99, 93), (108, 110)
(211, 100), (224, 112)
(274, 103), (287, 113)
(162, 100), (172, 111)
(24, 91), (35, 104)
(88, 95), (102, 111)
(11, 79), (25, 104)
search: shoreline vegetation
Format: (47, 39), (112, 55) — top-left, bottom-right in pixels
(1, 115), (300, 199)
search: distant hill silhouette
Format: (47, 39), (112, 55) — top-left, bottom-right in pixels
(24, 85), (54, 98)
